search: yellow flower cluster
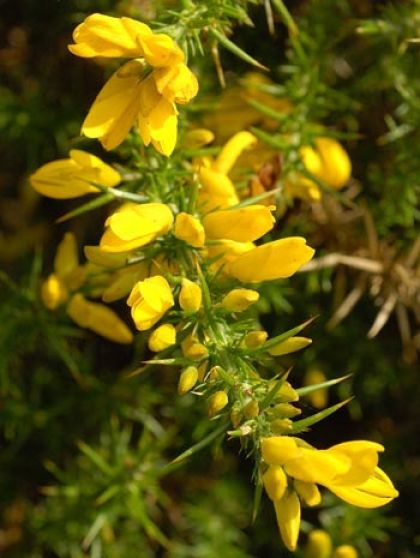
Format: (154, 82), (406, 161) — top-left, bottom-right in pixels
(69, 14), (198, 155)
(261, 437), (398, 550)
(32, 12), (397, 553)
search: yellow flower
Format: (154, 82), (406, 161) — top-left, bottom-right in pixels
(100, 202), (173, 253)
(30, 149), (121, 199)
(197, 131), (257, 211)
(287, 137), (352, 201)
(179, 279), (202, 312)
(174, 212), (205, 248)
(268, 336), (312, 356)
(69, 14), (198, 155)
(222, 288), (259, 312)
(41, 233), (133, 344)
(202, 205), (275, 242)
(206, 240), (255, 273)
(148, 323), (176, 352)
(304, 530), (333, 558)
(178, 366), (199, 395)
(68, 293), (133, 344)
(332, 545), (358, 558)
(263, 465), (288, 501)
(225, 237), (315, 283)
(127, 276), (174, 331)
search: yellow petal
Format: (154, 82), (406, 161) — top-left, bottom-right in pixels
(294, 480), (321, 507)
(207, 390), (229, 417)
(316, 137), (352, 190)
(174, 212), (205, 248)
(137, 32), (184, 67)
(178, 366), (199, 395)
(225, 237), (315, 283)
(285, 448), (351, 485)
(305, 530), (333, 558)
(153, 63), (199, 104)
(203, 205), (275, 242)
(327, 440), (384, 486)
(54, 232), (79, 278)
(67, 294), (133, 344)
(261, 436), (301, 466)
(213, 131), (257, 174)
(82, 61), (145, 150)
(273, 491), (301, 551)
(332, 545), (358, 558)
(263, 465), (288, 501)
(41, 274), (68, 310)
(68, 13), (150, 58)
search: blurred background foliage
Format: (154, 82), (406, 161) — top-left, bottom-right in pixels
(0, 0), (419, 556)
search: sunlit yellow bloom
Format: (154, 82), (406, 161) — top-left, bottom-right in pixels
(30, 149), (121, 199)
(287, 137), (352, 201)
(222, 288), (259, 312)
(148, 323), (176, 352)
(197, 132), (257, 211)
(207, 390), (229, 417)
(203, 205), (274, 242)
(261, 436), (398, 508)
(179, 279), (202, 312)
(304, 368), (328, 409)
(127, 275), (174, 331)
(225, 237), (315, 283)
(273, 491), (301, 551)
(68, 293), (133, 344)
(178, 366), (199, 395)
(174, 212), (205, 248)
(304, 530), (332, 558)
(268, 336), (312, 356)
(69, 14), (198, 155)
(332, 545), (358, 558)
(100, 202), (173, 253)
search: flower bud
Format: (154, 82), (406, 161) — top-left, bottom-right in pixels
(222, 288), (259, 312)
(304, 529), (332, 558)
(179, 279), (202, 312)
(184, 128), (215, 148)
(174, 213), (205, 248)
(178, 366), (199, 395)
(275, 381), (299, 403)
(208, 366), (221, 382)
(230, 405), (242, 428)
(269, 403), (302, 419)
(304, 368), (328, 409)
(332, 545), (358, 558)
(271, 419), (293, 434)
(41, 274), (68, 310)
(268, 336), (312, 356)
(181, 333), (208, 360)
(243, 400), (259, 418)
(207, 391), (228, 418)
(244, 330), (268, 348)
(263, 465), (288, 501)
(148, 323), (176, 352)
(294, 480), (321, 507)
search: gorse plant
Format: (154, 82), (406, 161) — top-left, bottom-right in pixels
(25, 9), (402, 554)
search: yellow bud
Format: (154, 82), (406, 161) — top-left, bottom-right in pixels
(304, 368), (328, 409)
(207, 391), (228, 418)
(243, 400), (259, 418)
(268, 336), (312, 356)
(332, 545), (358, 558)
(263, 465), (288, 501)
(271, 419), (293, 434)
(222, 288), (259, 312)
(269, 403), (302, 419)
(41, 274), (68, 310)
(244, 330), (268, 348)
(181, 334), (208, 360)
(174, 212), (205, 248)
(179, 279), (202, 312)
(294, 480), (321, 507)
(304, 529), (332, 558)
(275, 381), (299, 403)
(197, 361), (208, 381)
(274, 491), (301, 552)
(148, 323), (176, 352)
(178, 366), (199, 395)
(184, 128), (215, 148)
(208, 366), (221, 382)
